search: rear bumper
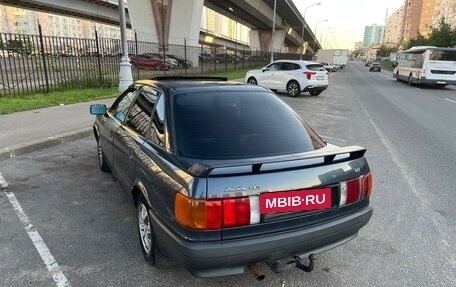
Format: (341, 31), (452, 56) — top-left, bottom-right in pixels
(154, 206), (373, 278)
(303, 85), (328, 92)
(418, 77), (456, 85)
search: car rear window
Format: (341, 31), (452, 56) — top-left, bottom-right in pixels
(306, 64), (326, 71)
(173, 91), (325, 159)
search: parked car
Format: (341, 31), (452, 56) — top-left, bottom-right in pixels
(199, 52), (213, 62)
(319, 62), (337, 72)
(214, 53), (239, 64)
(90, 76), (373, 279)
(142, 53), (178, 68)
(129, 54), (170, 70)
(246, 60), (329, 96)
(369, 62), (382, 72)
(166, 54), (193, 68)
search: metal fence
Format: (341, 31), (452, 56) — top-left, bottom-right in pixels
(0, 25), (304, 96)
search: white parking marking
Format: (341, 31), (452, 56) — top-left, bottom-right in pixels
(5, 191), (71, 287)
(0, 172), (8, 189)
(320, 135), (347, 142)
(444, 98), (456, 104)
(306, 112), (348, 120)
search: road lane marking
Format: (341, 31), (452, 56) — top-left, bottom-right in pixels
(5, 191), (71, 287)
(0, 172), (8, 189)
(445, 98), (456, 104)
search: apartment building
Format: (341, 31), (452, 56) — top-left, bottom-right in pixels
(363, 24), (384, 47)
(384, 5), (405, 47)
(433, 0), (456, 28)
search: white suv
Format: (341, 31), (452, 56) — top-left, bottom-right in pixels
(245, 60), (329, 97)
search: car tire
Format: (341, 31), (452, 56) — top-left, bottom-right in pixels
(286, 81), (301, 97)
(408, 75), (414, 86)
(247, 77), (257, 85)
(395, 72), (400, 81)
(137, 194), (157, 265)
(97, 138), (111, 172)
(379, 69), (381, 72)
(309, 90), (322, 96)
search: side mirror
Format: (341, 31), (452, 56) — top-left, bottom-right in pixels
(90, 104), (107, 115)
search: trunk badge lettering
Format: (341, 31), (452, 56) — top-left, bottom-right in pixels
(225, 185), (260, 192)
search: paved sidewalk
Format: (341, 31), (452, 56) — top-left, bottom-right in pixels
(0, 98), (115, 160)
(0, 78), (246, 160)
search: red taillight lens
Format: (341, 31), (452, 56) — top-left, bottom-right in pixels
(346, 177), (361, 204)
(304, 71), (317, 80)
(175, 193), (250, 230)
(340, 173), (373, 206)
(223, 198), (250, 228)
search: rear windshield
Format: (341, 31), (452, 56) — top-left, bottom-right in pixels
(372, 63), (380, 66)
(306, 64), (326, 71)
(173, 91), (325, 159)
(429, 50), (456, 61)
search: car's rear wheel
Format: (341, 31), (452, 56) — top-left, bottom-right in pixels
(247, 77), (257, 85)
(286, 81), (301, 97)
(309, 90), (322, 96)
(97, 139), (111, 172)
(137, 194), (156, 265)
(395, 72), (400, 81)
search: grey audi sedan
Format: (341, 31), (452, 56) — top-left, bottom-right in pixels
(90, 76), (373, 280)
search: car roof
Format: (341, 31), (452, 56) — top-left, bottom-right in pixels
(134, 78), (268, 94)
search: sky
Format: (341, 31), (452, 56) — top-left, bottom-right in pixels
(292, 0), (405, 50)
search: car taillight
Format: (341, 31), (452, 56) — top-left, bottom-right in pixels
(339, 172), (373, 206)
(175, 193), (251, 230)
(304, 71), (316, 80)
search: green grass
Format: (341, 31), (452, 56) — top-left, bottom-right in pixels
(380, 60), (395, 71)
(0, 66), (262, 114)
(0, 87), (117, 114)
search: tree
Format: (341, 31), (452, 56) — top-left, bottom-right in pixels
(427, 18), (455, 47)
(377, 45), (397, 57)
(405, 33), (428, 49)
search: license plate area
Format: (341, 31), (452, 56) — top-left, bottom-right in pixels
(259, 188), (332, 214)
(317, 76), (325, 80)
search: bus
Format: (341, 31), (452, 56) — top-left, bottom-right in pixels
(393, 46), (456, 87)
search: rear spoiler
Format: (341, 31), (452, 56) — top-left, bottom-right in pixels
(188, 146), (366, 177)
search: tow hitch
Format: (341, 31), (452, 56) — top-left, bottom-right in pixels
(295, 254), (317, 272)
(267, 254), (318, 275)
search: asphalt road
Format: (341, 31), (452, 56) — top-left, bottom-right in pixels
(1, 62), (455, 287)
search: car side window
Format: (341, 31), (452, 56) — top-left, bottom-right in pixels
(110, 87), (138, 123)
(266, 63), (280, 71)
(125, 86), (159, 137)
(149, 95), (165, 148)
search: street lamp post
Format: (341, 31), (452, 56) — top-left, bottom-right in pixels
(118, 0), (132, 92)
(312, 19), (328, 58)
(228, 7), (238, 69)
(300, 2), (321, 60)
(270, 0), (277, 62)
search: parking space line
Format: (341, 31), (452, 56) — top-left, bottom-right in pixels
(0, 172), (8, 189)
(5, 191), (71, 287)
(320, 135), (347, 142)
(445, 98), (456, 104)
(301, 111), (348, 120)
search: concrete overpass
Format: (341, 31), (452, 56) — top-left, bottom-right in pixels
(0, 0), (321, 55)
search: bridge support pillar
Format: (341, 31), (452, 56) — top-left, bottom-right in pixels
(249, 28), (287, 55)
(128, 0), (204, 65)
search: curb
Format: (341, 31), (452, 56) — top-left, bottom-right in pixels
(0, 127), (92, 160)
